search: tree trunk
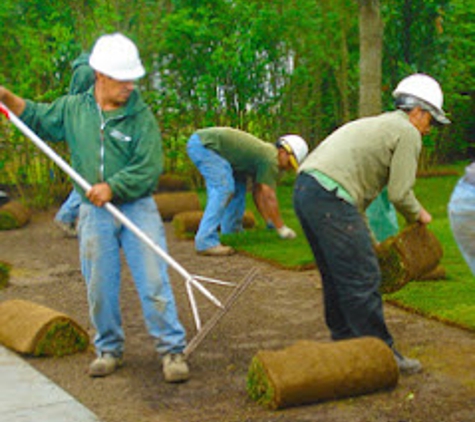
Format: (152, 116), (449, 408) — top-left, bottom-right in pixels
(358, 0), (383, 117)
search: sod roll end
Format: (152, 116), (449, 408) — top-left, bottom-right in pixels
(0, 260), (11, 290)
(247, 337), (399, 409)
(0, 201), (31, 230)
(378, 223), (443, 294)
(0, 299), (89, 356)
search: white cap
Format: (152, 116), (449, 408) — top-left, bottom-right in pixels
(278, 135), (309, 169)
(89, 33), (145, 81)
(393, 73), (450, 125)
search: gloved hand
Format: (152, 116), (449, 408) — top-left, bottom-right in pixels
(277, 225), (297, 239)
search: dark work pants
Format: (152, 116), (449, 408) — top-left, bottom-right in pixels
(293, 173), (394, 347)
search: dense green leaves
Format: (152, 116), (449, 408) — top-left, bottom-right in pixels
(0, 0), (473, 207)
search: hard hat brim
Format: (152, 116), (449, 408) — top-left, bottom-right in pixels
(90, 64), (146, 81)
(430, 109), (451, 125)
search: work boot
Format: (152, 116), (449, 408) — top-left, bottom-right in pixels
(162, 353), (190, 383)
(89, 352), (123, 377)
(197, 244), (235, 256)
(392, 349), (422, 375)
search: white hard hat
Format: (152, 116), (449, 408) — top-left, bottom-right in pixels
(277, 134), (309, 169)
(89, 33), (145, 81)
(392, 73), (450, 125)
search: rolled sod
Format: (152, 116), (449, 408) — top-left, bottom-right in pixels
(153, 191), (202, 221)
(0, 200), (31, 230)
(157, 173), (191, 192)
(0, 299), (89, 357)
(172, 210), (256, 239)
(417, 264), (446, 281)
(377, 223), (443, 294)
(247, 337), (398, 410)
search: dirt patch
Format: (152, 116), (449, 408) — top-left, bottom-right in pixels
(1, 210), (475, 422)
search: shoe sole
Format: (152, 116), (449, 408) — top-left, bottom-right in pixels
(88, 360), (123, 377)
(164, 372), (190, 383)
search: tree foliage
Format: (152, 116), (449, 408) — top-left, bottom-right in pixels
(0, 0), (473, 206)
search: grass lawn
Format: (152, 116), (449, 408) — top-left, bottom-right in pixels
(212, 161), (475, 331)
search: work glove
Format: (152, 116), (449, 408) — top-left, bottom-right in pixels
(277, 225), (297, 239)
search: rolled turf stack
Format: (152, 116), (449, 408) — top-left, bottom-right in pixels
(0, 299), (89, 357)
(0, 260), (11, 290)
(376, 223), (443, 294)
(172, 210), (256, 239)
(0, 200), (31, 230)
(247, 337), (398, 410)
(157, 173), (191, 192)
(153, 191), (202, 221)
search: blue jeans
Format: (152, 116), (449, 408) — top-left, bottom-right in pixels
(293, 173), (393, 346)
(55, 189), (82, 224)
(449, 178), (475, 276)
(78, 196), (187, 357)
(187, 134), (246, 251)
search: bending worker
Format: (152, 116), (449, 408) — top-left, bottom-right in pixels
(0, 33), (189, 383)
(54, 52), (95, 237)
(187, 127), (308, 256)
(293, 74), (450, 374)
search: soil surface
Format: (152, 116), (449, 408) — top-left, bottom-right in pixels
(1, 209), (475, 422)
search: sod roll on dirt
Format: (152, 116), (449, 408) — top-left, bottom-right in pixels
(153, 191), (202, 221)
(377, 223), (443, 294)
(247, 337), (399, 410)
(0, 299), (89, 356)
(173, 210), (256, 239)
(0, 200), (31, 230)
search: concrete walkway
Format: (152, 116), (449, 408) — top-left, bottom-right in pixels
(0, 345), (102, 422)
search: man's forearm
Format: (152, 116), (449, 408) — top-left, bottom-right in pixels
(0, 86), (26, 116)
(253, 184), (284, 229)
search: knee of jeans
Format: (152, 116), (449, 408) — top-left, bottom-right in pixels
(220, 179), (235, 198)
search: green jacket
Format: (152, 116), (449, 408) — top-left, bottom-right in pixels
(196, 127), (279, 188)
(21, 87), (163, 204)
(68, 53), (94, 95)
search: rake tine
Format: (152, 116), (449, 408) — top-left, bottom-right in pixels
(184, 267), (258, 357)
(186, 279), (202, 331)
(192, 275), (236, 287)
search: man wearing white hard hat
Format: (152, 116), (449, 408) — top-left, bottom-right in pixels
(293, 73), (450, 375)
(0, 33), (190, 382)
(187, 127), (308, 256)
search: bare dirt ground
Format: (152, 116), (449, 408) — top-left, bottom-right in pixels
(1, 209), (475, 422)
